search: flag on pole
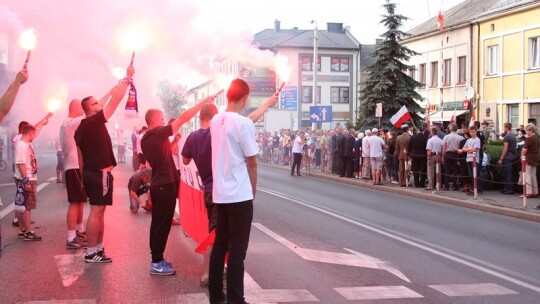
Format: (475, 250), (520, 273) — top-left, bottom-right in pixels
(469, 110), (476, 127)
(437, 10), (445, 32)
(450, 108), (457, 124)
(390, 105), (411, 128)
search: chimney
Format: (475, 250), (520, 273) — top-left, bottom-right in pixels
(327, 22), (343, 33)
(274, 19), (281, 32)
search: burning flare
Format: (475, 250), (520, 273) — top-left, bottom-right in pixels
(19, 28), (37, 51)
(112, 67), (125, 80)
(275, 55), (291, 94)
(46, 97), (62, 113)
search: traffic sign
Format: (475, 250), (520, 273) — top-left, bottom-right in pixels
(375, 103), (383, 118)
(309, 106), (333, 123)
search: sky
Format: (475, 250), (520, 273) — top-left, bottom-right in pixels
(0, 0), (464, 135)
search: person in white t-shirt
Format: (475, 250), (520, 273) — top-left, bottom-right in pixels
(60, 99), (89, 249)
(209, 78), (259, 304)
(369, 128), (386, 185)
(291, 130), (306, 176)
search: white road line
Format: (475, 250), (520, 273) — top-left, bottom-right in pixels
(0, 183), (14, 187)
(47, 177), (57, 181)
(244, 271), (318, 303)
(0, 179), (53, 219)
(429, 283), (519, 297)
(334, 286), (423, 300)
(253, 223), (410, 282)
(155, 293), (209, 304)
(258, 187), (540, 294)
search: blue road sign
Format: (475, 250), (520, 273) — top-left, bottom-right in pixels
(309, 106), (333, 123)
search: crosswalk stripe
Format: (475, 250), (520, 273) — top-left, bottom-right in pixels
(153, 293), (209, 304)
(428, 283), (519, 297)
(334, 286), (423, 300)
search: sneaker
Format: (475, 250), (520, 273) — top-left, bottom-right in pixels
(162, 259), (173, 268)
(12, 219), (19, 227)
(150, 260), (176, 276)
(17, 230), (26, 239)
(23, 231), (42, 241)
(66, 236), (88, 249)
(76, 230), (87, 240)
(85, 251), (112, 263)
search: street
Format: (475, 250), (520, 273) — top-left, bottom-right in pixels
(0, 152), (539, 304)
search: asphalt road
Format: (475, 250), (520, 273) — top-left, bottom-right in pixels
(0, 153), (539, 304)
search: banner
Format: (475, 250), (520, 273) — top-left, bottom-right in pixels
(178, 137), (214, 254)
(124, 82), (139, 119)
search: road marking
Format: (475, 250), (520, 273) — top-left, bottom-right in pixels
(244, 271), (318, 303)
(154, 293), (209, 304)
(258, 187), (540, 294)
(54, 253), (87, 287)
(0, 183), (14, 187)
(16, 300), (96, 304)
(429, 283), (518, 297)
(253, 223), (409, 282)
(0, 179), (53, 219)
(47, 177), (57, 181)
(334, 286), (423, 300)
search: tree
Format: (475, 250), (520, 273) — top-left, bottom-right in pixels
(356, 0), (423, 130)
(156, 79), (188, 119)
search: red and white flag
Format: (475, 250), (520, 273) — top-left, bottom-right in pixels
(469, 110), (476, 127)
(437, 10), (445, 32)
(390, 105), (411, 128)
(450, 108), (456, 124)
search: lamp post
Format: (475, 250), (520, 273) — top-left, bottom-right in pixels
(311, 20), (318, 131)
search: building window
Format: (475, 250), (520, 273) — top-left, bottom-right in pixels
(529, 37), (540, 69)
(330, 57), (349, 72)
(458, 56), (467, 84)
(408, 67), (415, 80)
(430, 61), (438, 87)
(330, 87), (349, 103)
(529, 103), (540, 126)
(443, 59), (452, 86)
(419, 64), (426, 87)
(301, 86), (321, 103)
(508, 104), (519, 128)
(300, 55), (321, 72)
(487, 45), (498, 75)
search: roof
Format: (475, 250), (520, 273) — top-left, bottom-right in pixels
(253, 28), (361, 51)
(360, 44), (377, 70)
(406, 0), (500, 38)
(475, 0), (540, 20)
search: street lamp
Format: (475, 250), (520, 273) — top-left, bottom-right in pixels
(311, 20), (318, 131)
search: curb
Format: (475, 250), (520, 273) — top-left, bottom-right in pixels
(262, 163), (540, 223)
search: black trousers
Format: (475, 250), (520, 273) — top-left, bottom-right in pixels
(411, 157), (427, 187)
(209, 200), (253, 304)
(291, 153), (302, 175)
(332, 152), (340, 173)
(444, 151), (459, 188)
(149, 183), (177, 263)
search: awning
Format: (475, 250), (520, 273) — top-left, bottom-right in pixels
(428, 110), (468, 122)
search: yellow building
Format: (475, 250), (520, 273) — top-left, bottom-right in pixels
(477, 0), (540, 133)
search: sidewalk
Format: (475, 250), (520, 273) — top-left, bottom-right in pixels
(263, 162), (540, 223)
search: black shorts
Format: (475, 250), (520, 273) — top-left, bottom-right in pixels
(83, 170), (113, 206)
(56, 151), (64, 170)
(65, 169), (88, 203)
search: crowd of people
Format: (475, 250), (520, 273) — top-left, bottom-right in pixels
(257, 120), (540, 210)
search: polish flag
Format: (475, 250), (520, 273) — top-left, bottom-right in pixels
(437, 10), (445, 32)
(469, 110), (476, 127)
(450, 108), (457, 124)
(390, 105), (411, 128)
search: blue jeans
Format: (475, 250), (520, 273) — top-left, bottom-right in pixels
(209, 200), (253, 304)
(503, 158), (514, 192)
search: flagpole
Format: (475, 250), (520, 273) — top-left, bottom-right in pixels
(439, 1), (445, 127)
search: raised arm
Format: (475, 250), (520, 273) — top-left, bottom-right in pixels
(34, 112), (53, 136)
(247, 95), (278, 123)
(103, 66), (135, 121)
(171, 95), (215, 133)
(0, 70), (28, 124)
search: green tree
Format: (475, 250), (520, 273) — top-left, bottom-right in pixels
(156, 79), (188, 119)
(356, 0), (423, 130)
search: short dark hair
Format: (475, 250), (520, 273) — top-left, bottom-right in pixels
(81, 96), (94, 112)
(504, 122), (512, 130)
(22, 125), (36, 135)
(227, 78), (250, 102)
(18, 121), (30, 133)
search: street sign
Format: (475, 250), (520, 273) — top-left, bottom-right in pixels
(309, 106), (333, 123)
(280, 86), (298, 111)
(375, 103), (383, 118)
